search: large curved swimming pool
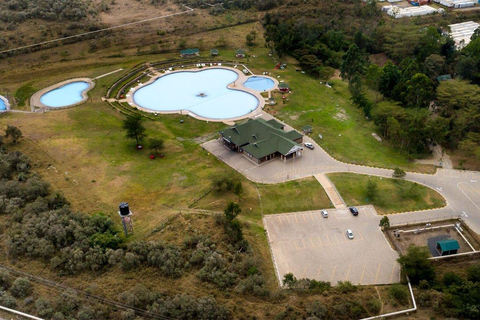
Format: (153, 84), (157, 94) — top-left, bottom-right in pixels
(133, 69), (259, 119)
(40, 81), (90, 108)
(243, 76), (275, 91)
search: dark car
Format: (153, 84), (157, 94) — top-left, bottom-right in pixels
(349, 207), (359, 216)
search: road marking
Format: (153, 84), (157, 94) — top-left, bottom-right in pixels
(315, 266), (322, 279)
(374, 263), (381, 283)
(330, 265), (337, 282)
(357, 230), (364, 241)
(301, 238), (306, 248)
(278, 216), (283, 225)
(317, 236), (323, 246)
(286, 216), (291, 224)
(301, 265), (307, 278)
(302, 214), (307, 222)
(344, 265), (352, 281)
(293, 239), (299, 249)
(294, 214), (299, 223)
(458, 182), (480, 211)
(390, 263), (397, 282)
(310, 212), (315, 220)
(360, 263), (367, 283)
(309, 237), (315, 247)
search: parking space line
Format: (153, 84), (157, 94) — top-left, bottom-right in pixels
(301, 265), (307, 278)
(294, 214), (299, 223)
(374, 263), (381, 283)
(330, 265), (337, 282)
(315, 266), (322, 279)
(302, 214), (308, 222)
(325, 234), (332, 245)
(344, 265), (351, 281)
(360, 263), (367, 283)
(309, 237), (315, 247)
(356, 231), (364, 241)
(317, 236), (323, 247)
(277, 216), (282, 225)
(310, 212), (315, 220)
(390, 263), (397, 283)
(301, 238), (306, 248)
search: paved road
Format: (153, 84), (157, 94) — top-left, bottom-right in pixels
(204, 113), (480, 234)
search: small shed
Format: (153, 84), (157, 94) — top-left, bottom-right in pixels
(210, 49), (219, 56)
(302, 125), (312, 134)
(236, 49), (246, 58)
(436, 74), (452, 82)
(436, 239), (459, 256)
(278, 82), (290, 92)
(180, 48), (199, 58)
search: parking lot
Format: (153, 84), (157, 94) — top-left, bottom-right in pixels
(264, 206), (400, 286)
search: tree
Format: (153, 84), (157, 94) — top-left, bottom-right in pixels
(340, 44), (366, 80)
(397, 245), (435, 284)
(404, 73), (436, 108)
(392, 168), (406, 178)
(379, 216), (390, 229)
(5, 125), (22, 144)
(318, 66), (335, 82)
(365, 64), (383, 102)
(246, 30), (257, 46)
(122, 115), (146, 146)
(282, 273), (297, 288)
(379, 62), (400, 98)
(233, 181), (243, 200)
(149, 138), (164, 156)
(224, 202), (241, 222)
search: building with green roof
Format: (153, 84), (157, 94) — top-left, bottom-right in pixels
(219, 118), (303, 164)
(180, 48), (200, 57)
(436, 239), (459, 256)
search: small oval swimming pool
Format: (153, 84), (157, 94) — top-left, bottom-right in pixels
(243, 76), (275, 91)
(40, 81), (90, 108)
(0, 97), (7, 111)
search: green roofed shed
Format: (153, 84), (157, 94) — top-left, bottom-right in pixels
(210, 49), (219, 56)
(436, 239), (459, 256)
(436, 74), (452, 82)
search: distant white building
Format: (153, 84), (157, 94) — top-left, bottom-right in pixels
(433, 0), (476, 8)
(448, 21), (480, 50)
(383, 5), (444, 18)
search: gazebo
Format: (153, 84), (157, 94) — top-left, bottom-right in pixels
(236, 49), (246, 58)
(210, 49), (219, 56)
(278, 82), (290, 93)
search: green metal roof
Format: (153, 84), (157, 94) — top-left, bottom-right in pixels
(180, 48), (199, 54)
(436, 74), (452, 82)
(210, 49), (219, 54)
(278, 82), (289, 88)
(236, 49), (245, 54)
(220, 118), (302, 159)
(437, 239), (460, 251)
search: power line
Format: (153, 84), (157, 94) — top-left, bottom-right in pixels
(0, 5), (194, 55)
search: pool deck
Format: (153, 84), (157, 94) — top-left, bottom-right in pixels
(30, 78), (95, 112)
(124, 66), (279, 123)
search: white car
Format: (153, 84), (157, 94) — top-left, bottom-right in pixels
(346, 229), (354, 239)
(304, 142), (314, 150)
(321, 210), (328, 218)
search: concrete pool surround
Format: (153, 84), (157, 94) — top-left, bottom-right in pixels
(127, 67), (278, 122)
(30, 78), (95, 110)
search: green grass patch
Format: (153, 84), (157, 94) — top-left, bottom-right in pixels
(14, 82), (36, 107)
(257, 177), (333, 215)
(327, 173), (446, 215)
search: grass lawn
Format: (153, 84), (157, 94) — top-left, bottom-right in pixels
(327, 173), (446, 215)
(257, 177), (333, 215)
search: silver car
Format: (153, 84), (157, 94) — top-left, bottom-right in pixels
(321, 210), (328, 218)
(346, 229), (354, 239)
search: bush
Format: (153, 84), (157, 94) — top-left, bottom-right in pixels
(235, 274), (269, 296)
(35, 297), (55, 318)
(443, 272), (464, 287)
(392, 168), (406, 178)
(10, 277), (32, 298)
(0, 291), (16, 308)
(336, 281), (357, 293)
(467, 264), (480, 283)
(306, 301), (327, 318)
(389, 284), (408, 305)
(77, 305), (96, 320)
(366, 298), (381, 314)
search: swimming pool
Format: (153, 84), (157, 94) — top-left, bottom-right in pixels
(0, 97), (6, 111)
(133, 69), (259, 119)
(243, 76), (275, 91)
(40, 81), (90, 108)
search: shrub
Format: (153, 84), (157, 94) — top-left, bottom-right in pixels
(35, 297), (55, 318)
(10, 277), (32, 298)
(336, 281), (357, 293)
(235, 274), (269, 296)
(389, 284), (408, 305)
(0, 291), (16, 308)
(77, 305), (96, 320)
(306, 301), (327, 318)
(443, 272), (464, 286)
(467, 263), (480, 283)
(366, 298), (381, 314)
(392, 167), (406, 178)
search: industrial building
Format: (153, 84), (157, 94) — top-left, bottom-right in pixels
(448, 21), (480, 50)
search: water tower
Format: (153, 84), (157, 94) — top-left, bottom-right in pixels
(118, 202), (134, 236)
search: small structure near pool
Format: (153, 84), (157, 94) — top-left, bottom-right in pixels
(210, 49), (219, 56)
(236, 49), (246, 58)
(219, 118), (303, 164)
(278, 82), (290, 93)
(436, 239), (460, 256)
(180, 48), (199, 58)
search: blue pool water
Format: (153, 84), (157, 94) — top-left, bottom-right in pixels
(243, 76), (275, 91)
(0, 97), (6, 110)
(133, 69), (259, 119)
(40, 81), (89, 107)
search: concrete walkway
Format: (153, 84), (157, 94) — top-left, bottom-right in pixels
(314, 174), (346, 209)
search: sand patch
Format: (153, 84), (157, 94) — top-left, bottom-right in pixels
(333, 108), (349, 121)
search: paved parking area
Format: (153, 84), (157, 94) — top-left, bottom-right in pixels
(264, 206), (400, 286)
(458, 182), (480, 212)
